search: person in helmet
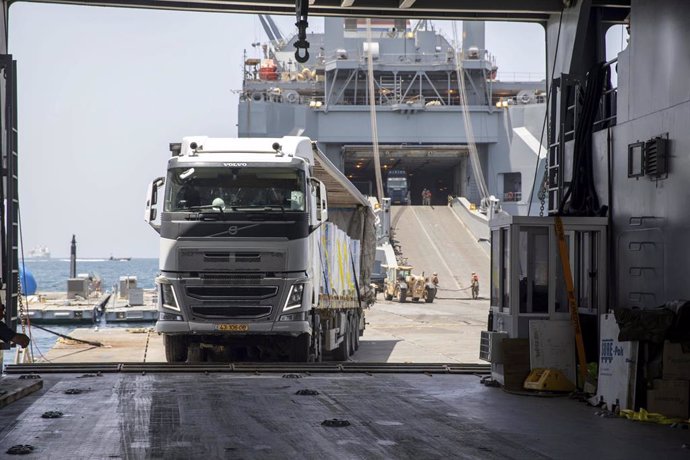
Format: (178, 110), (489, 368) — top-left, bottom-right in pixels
(431, 272), (439, 286)
(471, 272), (480, 299)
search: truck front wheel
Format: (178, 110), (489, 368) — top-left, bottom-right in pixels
(310, 314), (323, 363)
(164, 334), (188, 363)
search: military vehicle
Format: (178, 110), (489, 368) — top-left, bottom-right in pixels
(383, 265), (437, 303)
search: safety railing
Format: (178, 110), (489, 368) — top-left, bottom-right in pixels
(592, 57), (618, 131)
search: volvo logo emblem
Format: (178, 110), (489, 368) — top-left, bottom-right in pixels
(228, 226), (239, 235)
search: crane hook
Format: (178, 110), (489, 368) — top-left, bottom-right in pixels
(294, 0), (310, 63)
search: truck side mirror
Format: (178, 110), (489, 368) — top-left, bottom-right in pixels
(311, 178), (328, 222)
(145, 177), (165, 232)
(318, 181), (328, 222)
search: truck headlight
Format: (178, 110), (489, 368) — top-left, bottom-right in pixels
(283, 284), (304, 311)
(159, 312), (184, 321)
(160, 283), (180, 311)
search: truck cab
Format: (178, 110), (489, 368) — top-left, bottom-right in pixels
(145, 136), (328, 362)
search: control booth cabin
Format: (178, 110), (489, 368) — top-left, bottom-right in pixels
(488, 214), (608, 366)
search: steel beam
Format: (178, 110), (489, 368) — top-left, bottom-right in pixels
(9, 0), (572, 22)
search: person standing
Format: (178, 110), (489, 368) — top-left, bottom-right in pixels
(421, 188), (427, 206)
(470, 272), (480, 299)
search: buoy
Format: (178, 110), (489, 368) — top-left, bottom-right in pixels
(19, 267), (37, 295)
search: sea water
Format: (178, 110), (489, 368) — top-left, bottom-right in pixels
(2, 258), (160, 367)
(21, 258), (159, 292)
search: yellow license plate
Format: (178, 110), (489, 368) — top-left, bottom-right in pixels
(217, 324), (249, 332)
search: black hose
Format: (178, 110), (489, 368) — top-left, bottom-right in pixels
(30, 323), (103, 348)
(559, 61), (608, 217)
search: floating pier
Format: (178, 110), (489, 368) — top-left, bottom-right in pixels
(24, 292), (105, 324)
(24, 287), (158, 324)
(104, 286), (158, 323)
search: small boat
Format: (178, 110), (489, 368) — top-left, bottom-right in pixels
(109, 256), (132, 262)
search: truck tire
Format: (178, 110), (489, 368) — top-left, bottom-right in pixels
(425, 287), (436, 303)
(164, 334), (188, 363)
(353, 312), (360, 351)
(385, 292), (393, 301)
(290, 333), (311, 362)
(310, 314), (322, 363)
(398, 288), (407, 303)
(348, 316), (357, 354)
(333, 323), (351, 361)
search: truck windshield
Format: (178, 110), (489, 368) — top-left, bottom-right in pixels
(387, 178), (407, 190)
(165, 167), (306, 212)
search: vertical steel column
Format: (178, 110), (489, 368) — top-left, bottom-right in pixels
(0, 55), (18, 349)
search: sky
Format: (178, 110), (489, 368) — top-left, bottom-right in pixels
(8, 4), (553, 258)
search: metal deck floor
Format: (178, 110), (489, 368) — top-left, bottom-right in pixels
(1, 372), (688, 459)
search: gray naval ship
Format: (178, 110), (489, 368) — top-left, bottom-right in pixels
(238, 17), (546, 214)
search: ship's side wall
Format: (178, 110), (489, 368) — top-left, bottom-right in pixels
(488, 103), (547, 216)
(609, 0), (690, 308)
(551, 0), (690, 308)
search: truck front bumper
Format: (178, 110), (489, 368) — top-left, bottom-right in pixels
(155, 319), (311, 337)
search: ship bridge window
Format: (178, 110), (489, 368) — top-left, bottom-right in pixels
(165, 167), (306, 212)
(501, 172), (522, 202)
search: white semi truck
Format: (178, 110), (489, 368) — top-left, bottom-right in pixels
(145, 136), (376, 362)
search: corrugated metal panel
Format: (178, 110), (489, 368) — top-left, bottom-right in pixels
(312, 143), (370, 208)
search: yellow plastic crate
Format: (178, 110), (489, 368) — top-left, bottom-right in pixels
(523, 368), (575, 392)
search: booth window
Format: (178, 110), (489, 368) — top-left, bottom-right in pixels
(555, 233), (571, 313)
(518, 227), (549, 313)
(491, 230), (501, 307)
(576, 231), (599, 312)
(555, 230), (600, 314)
(502, 228), (510, 311)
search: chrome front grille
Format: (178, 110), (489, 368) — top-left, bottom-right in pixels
(186, 285), (278, 300)
(190, 305), (272, 319)
(200, 273), (264, 285)
(202, 252), (262, 263)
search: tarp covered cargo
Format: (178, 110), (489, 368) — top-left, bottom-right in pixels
(312, 144), (376, 305)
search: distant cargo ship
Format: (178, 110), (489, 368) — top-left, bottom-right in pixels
(25, 246), (51, 260)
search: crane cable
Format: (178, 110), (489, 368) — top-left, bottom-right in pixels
(365, 18), (385, 203)
(451, 22), (490, 205)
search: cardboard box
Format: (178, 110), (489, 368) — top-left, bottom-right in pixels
(663, 341), (690, 380)
(646, 379), (689, 419)
(502, 338), (530, 364)
(501, 339), (531, 391)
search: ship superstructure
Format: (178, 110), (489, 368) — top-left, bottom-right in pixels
(239, 18), (546, 214)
